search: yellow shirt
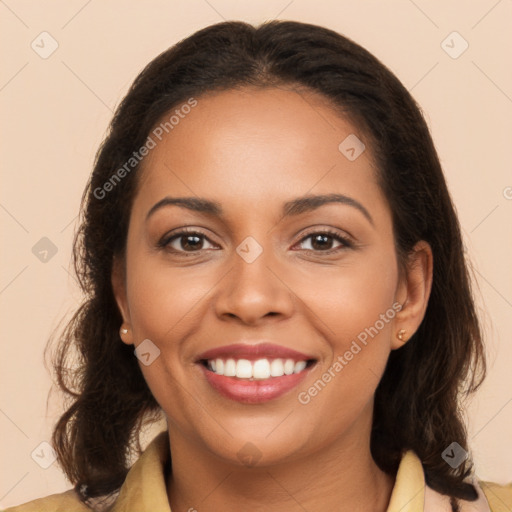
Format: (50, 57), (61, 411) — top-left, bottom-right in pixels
(3, 431), (511, 511)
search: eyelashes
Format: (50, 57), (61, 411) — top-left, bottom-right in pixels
(158, 228), (217, 254)
(158, 227), (354, 257)
(296, 229), (353, 252)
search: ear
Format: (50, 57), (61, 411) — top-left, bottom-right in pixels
(111, 255), (134, 345)
(392, 240), (433, 350)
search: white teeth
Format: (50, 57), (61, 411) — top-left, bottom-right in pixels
(206, 357), (311, 379)
(284, 359), (295, 375)
(270, 359), (284, 377)
(294, 361), (307, 373)
(253, 359), (271, 379)
(224, 358), (236, 377)
(236, 359), (253, 378)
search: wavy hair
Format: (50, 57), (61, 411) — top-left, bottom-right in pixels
(50, 20), (486, 511)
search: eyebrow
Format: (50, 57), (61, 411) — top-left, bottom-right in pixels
(146, 193), (373, 225)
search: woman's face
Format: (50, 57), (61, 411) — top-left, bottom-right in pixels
(114, 86), (425, 467)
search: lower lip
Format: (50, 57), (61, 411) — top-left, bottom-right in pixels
(200, 365), (311, 404)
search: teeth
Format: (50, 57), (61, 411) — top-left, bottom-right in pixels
(253, 359), (270, 379)
(236, 359), (253, 378)
(206, 357), (310, 379)
(294, 361), (307, 373)
(224, 358), (236, 377)
(270, 359), (284, 377)
(284, 359), (295, 375)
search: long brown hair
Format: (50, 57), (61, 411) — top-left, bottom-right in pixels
(50, 20), (486, 510)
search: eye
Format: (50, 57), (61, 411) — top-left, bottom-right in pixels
(295, 229), (352, 253)
(159, 229), (218, 253)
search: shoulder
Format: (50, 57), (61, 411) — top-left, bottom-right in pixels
(478, 480), (512, 511)
(1, 489), (91, 512)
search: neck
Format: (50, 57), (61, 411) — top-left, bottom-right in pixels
(166, 407), (395, 512)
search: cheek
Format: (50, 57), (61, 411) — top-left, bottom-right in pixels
(300, 248), (399, 350)
(123, 253), (219, 411)
(125, 252), (215, 342)
(294, 250), (398, 416)
(124, 258), (199, 420)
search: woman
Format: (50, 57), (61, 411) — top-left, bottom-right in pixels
(5, 20), (511, 512)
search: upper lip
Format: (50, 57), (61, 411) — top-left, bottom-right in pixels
(196, 342), (316, 362)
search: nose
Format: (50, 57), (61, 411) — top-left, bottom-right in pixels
(213, 240), (295, 325)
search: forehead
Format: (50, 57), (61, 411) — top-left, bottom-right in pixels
(134, 86), (385, 220)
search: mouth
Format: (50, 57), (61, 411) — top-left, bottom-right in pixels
(200, 357), (315, 379)
(195, 343), (317, 404)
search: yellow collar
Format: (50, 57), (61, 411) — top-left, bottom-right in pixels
(386, 450), (425, 511)
(111, 431), (171, 512)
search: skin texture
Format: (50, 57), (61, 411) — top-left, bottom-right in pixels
(112, 86), (433, 512)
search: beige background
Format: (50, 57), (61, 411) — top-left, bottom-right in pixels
(1, 0), (511, 508)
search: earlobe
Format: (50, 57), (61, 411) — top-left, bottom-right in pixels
(119, 324), (133, 345)
(391, 240), (433, 350)
(396, 328), (407, 343)
(111, 256), (134, 345)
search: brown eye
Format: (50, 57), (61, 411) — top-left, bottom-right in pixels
(160, 230), (217, 253)
(296, 230), (352, 253)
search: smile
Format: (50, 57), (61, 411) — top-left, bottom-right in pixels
(196, 343), (317, 403)
(205, 358), (310, 379)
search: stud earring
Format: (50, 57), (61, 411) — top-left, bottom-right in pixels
(397, 329), (406, 342)
(120, 326), (129, 336)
